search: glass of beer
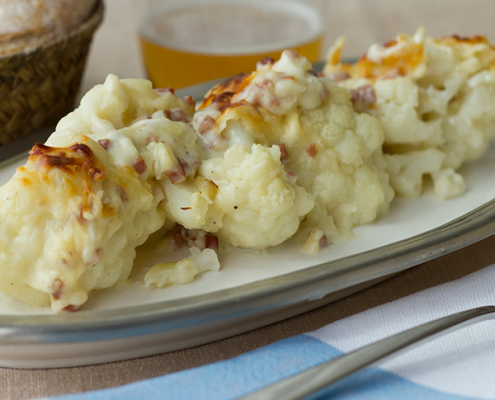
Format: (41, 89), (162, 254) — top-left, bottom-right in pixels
(140, 0), (324, 89)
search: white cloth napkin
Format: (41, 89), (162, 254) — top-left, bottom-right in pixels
(309, 263), (495, 399)
(42, 263), (495, 400)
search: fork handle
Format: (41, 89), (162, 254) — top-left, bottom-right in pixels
(239, 306), (495, 400)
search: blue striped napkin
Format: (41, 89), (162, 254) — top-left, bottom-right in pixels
(40, 263), (495, 400)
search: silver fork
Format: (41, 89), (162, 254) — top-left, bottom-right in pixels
(238, 306), (495, 400)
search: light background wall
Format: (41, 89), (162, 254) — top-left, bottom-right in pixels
(81, 0), (495, 93)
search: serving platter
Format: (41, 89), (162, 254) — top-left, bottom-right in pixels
(1, 76), (495, 368)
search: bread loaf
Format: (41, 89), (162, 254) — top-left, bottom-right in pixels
(0, 0), (97, 55)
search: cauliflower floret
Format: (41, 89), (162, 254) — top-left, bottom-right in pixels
(292, 92), (394, 235)
(0, 138), (165, 312)
(432, 168), (466, 200)
(373, 78), (443, 147)
(144, 247), (220, 288)
(160, 178), (215, 231)
(199, 144), (314, 248)
(197, 51), (394, 239)
(324, 29), (495, 199)
(385, 149), (445, 197)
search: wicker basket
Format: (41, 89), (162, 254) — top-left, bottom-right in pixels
(0, 0), (104, 146)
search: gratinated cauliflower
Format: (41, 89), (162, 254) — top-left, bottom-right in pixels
(196, 50), (394, 239)
(0, 75), (211, 311)
(0, 138), (165, 312)
(323, 29), (495, 199)
(12, 36), (492, 312)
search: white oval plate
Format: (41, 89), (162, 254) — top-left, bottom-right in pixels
(1, 75), (495, 368)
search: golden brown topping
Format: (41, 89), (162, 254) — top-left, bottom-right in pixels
(102, 205), (115, 218)
(448, 34), (489, 44)
(29, 142), (105, 181)
(199, 73), (251, 110)
(256, 56), (275, 70)
(324, 33), (427, 81)
(211, 73), (251, 96)
(212, 91), (235, 111)
(358, 42), (424, 80)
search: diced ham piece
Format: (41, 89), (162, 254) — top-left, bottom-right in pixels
(277, 143), (289, 162)
(62, 304), (79, 312)
(284, 168), (299, 185)
(325, 71), (350, 83)
(173, 233), (184, 249)
(155, 87), (175, 94)
(165, 162), (186, 184)
(182, 95), (196, 108)
(321, 86), (330, 100)
(97, 139), (110, 150)
(198, 115), (216, 135)
(180, 228), (218, 254)
(306, 143), (318, 158)
(350, 85), (376, 111)
(205, 234), (219, 254)
(132, 155), (147, 175)
(92, 248), (103, 264)
(319, 235), (327, 249)
(170, 108), (188, 122)
(301, 228), (327, 254)
(52, 278), (63, 300)
(118, 187), (127, 202)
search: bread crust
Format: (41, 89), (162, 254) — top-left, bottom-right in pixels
(0, 0), (97, 55)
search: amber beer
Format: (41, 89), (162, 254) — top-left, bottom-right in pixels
(140, 0), (323, 89)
